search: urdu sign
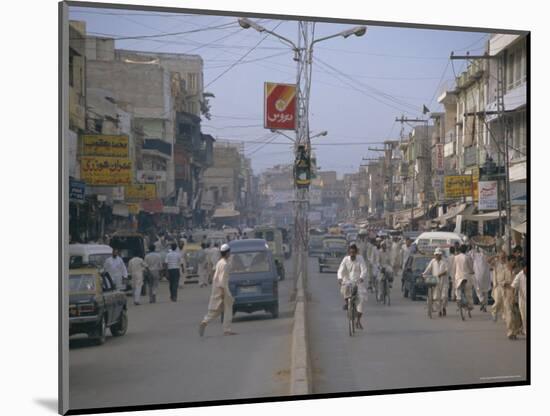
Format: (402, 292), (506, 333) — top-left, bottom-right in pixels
(80, 156), (132, 185)
(81, 135), (129, 158)
(444, 175), (473, 199)
(264, 82), (296, 130)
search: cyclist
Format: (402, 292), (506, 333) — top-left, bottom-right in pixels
(377, 241), (393, 301)
(453, 244), (474, 312)
(422, 248), (449, 316)
(337, 243), (368, 330)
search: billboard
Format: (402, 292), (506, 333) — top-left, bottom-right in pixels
(434, 143), (444, 172)
(80, 156), (132, 185)
(125, 184), (157, 201)
(137, 170), (167, 183)
(478, 181), (498, 210)
(444, 175), (473, 199)
(264, 82), (296, 130)
(81, 135), (129, 157)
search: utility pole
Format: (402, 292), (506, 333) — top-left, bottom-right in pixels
(450, 52), (512, 253)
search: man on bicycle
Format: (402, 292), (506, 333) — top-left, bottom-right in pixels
(422, 248), (449, 316)
(337, 243), (368, 329)
(377, 241), (393, 300)
(453, 244), (474, 311)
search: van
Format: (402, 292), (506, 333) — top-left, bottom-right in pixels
(69, 244), (112, 269)
(228, 239), (279, 318)
(414, 231), (465, 255)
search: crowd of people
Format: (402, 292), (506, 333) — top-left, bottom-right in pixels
(337, 231), (527, 340)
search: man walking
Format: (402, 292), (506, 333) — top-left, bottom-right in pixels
(199, 244), (237, 336)
(144, 244), (162, 303)
(512, 262), (527, 335)
(502, 256), (522, 340)
(453, 244), (474, 311)
(422, 248), (449, 316)
(128, 254), (147, 305)
(103, 248), (128, 290)
(489, 251), (508, 322)
(401, 238), (414, 290)
(164, 243), (183, 302)
(337, 244), (368, 330)
(472, 247), (491, 312)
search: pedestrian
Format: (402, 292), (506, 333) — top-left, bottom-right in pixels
(128, 254), (147, 305)
(453, 244), (474, 311)
(390, 236), (402, 285)
(422, 248), (449, 316)
(164, 242), (183, 302)
(103, 248), (128, 290)
(177, 239), (188, 288)
(447, 246), (456, 301)
(511, 262), (527, 336)
(472, 247), (491, 312)
(199, 244), (237, 336)
(197, 243), (209, 288)
(377, 241), (393, 298)
(401, 238), (414, 291)
(337, 243), (368, 329)
(489, 251), (508, 322)
(368, 239), (381, 294)
(144, 244), (162, 303)
(502, 255), (522, 340)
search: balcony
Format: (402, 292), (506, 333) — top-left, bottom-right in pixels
(142, 139), (172, 160)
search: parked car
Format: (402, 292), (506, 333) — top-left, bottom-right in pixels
(402, 254), (433, 300)
(254, 226), (285, 280)
(227, 239), (279, 318)
(69, 244), (112, 269)
(109, 232), (145, 292)
(318, 237), (347, 273)
(69, 266), (128, 345)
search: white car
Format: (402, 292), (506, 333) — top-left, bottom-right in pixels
(414, 232), (466, 255)
(69, 243), (112, 268)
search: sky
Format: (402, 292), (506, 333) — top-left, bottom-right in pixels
(69, 6), (495, 176)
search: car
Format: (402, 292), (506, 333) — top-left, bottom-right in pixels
(318, 237), (347, 273)
(69, 244), (112, 269)
(69, 266), (128, 345)
(414, 231), (466, 255)
(254, 226), (285, 280)
(402, 254), (433, 300)
(227, 239), (279, 318)
(109, 232), (146, 292)
(308, 228), (326, 257)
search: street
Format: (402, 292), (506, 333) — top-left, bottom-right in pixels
(307, 257), (527, 394)
(69, 262), (294, 411)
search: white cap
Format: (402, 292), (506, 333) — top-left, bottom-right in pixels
(434, 248), (443, 255)
(220, 243), (231, 252)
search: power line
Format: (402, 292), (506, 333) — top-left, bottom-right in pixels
(204, 21), (284, 88)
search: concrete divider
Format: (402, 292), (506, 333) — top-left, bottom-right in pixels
(290, 272), (311, 395)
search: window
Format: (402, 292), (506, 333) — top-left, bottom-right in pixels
(506, 43), (526, 90)
(188, 73), (198, 92)
(69, 274), (96, 293)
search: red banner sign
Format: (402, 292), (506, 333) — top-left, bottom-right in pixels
(264, 82), (297, 130)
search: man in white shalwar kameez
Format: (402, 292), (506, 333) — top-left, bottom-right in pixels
(199, 244), (236, 336)
(422, 248), (449, 316)
(472, 248), (491, 312)
(128, 255), (147, 305)
(512, 264), (527, 335)
(453, 245), (474, 310)
(337, 244), (368, 330)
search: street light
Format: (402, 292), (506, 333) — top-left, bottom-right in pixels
(311, 26), (367, 45)
(238, 17), (298, 50)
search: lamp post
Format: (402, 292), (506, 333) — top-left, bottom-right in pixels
(239, 18), (366, 292)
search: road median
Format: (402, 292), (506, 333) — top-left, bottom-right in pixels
(290, 272), (311, 395)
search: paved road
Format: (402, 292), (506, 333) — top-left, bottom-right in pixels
(69, 260), (294, 411)
(307, 256), (527, 394)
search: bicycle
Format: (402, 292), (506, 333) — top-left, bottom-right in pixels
(343, 282), (358, 337)
(422, 275), (438, 319)
(457, 280), (472, 321)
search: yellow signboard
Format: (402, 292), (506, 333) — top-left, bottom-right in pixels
(125, 184), (157, 201)
(80, 156), (132, 185)
(471, 167), (479, 202)
(444, 175), (473, 199)
(82, 135), (129, 157)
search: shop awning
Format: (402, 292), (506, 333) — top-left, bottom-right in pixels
(434, 203), (468, 225)
(512, 221), (527, 234)
(463, 210), (506, 222)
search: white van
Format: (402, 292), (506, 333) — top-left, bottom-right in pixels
(414, 232), (466, 255)
(69, 243), (112, 268)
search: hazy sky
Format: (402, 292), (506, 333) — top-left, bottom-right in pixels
(69, 6), (493, 176)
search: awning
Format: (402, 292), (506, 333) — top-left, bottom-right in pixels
(463, 210), (506, 222)
(212, 207), (240, 218)
(434, 203), (468, 224)
(512, 221), (527, 234)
